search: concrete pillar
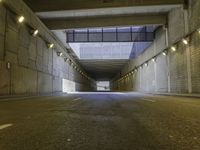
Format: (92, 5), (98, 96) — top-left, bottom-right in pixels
(165, 27), (171, 93)
(184, 9), (192, 93)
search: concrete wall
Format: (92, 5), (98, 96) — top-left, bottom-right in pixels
(111, 0), (200, 94)
(0, 0), (95, 95)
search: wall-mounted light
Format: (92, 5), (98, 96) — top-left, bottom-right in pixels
(152, 58), (156, 62)
(64, 58), (69, 62)
(198, 29), (200, 34)
(18, 16), (25, 23)
(144, 62), (148, 67)
(162, 51), (167, 56)
(7, 62), (11, 69)
(48, 43), (54, 49)
(57, 52), (63, 57)
(182, 38), (188, 45)
(171, 46), (176, 52)
(32, 29), (39, 37)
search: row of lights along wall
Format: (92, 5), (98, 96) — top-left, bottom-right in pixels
(117, 28), (200, 82)
(0, 0), (92, 81)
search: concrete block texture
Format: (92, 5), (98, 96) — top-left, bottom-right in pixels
(5, 51), (18, 64)
(169, 44), (188, 93)
(28, 38), (37, 61)
(11, 65), (37, 94)
(0, 35), (4, 60)
(53, 77), (62, 92)
(18, 46), (29, 67)
(0, 61), (10, 95)
(0, 5), (6, 36)
(190, 32), (200, 93)
(112, 0), (200, 94)
(0, 0), (95, 95)
(168, 7), (185, 45)
(19, 26), (31, 48)
(5, 28), (19, 53)
(189, 0), (200, 32)
(37, 72), (53, 94)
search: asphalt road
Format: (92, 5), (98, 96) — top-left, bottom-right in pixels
(0, 92), (200, 150)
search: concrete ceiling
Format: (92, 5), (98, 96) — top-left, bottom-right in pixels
(36, 5), (180, 19)
(24, 0), (185, 81)
(24, 0), (185, 12)
(24, 0), (184, 29)
(42, 14), (167, 30)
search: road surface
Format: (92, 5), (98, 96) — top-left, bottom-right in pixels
(0, 92), (200, 150)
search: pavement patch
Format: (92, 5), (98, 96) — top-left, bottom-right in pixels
(72, 98), (81, 101)
(142, 98), (156, 102)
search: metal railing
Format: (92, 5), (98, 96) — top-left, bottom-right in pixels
(66, 27), (155, 43)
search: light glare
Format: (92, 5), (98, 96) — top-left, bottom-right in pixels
(171, 46), (176, 52)
(18, 16), (25, 23)
(33, 29), (39, 37)
(198, 29), (200, 34)
(57, 52), (63, 57)
(48, 43), (54, 49)
(182, 39), (188, 45)
(162, 52), (167, 56)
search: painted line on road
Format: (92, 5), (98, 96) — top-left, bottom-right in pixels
(72, 98), (81, 101)
(142, 98), (156, 102)
(0, 123), (13, 130)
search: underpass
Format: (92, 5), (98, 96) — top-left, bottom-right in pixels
(0, 0), (200, 149)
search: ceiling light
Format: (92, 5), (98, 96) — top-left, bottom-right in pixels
(18, 16), (25, 23)
(152, 58), (156, 62)
(171, 46), (176, 52)
(182, 38), (188, 45)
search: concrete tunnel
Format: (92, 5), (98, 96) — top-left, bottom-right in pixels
(0, 0), (200, 149)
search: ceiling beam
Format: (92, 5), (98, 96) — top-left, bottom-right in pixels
(42, 14), (167, 30)
(24, 0), (185, 12)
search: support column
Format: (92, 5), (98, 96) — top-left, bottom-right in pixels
(165, 26), (171, 93)
(184, 9), (192, 93)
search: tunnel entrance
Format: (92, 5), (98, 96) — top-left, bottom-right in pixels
(66, 26), (156, 82)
